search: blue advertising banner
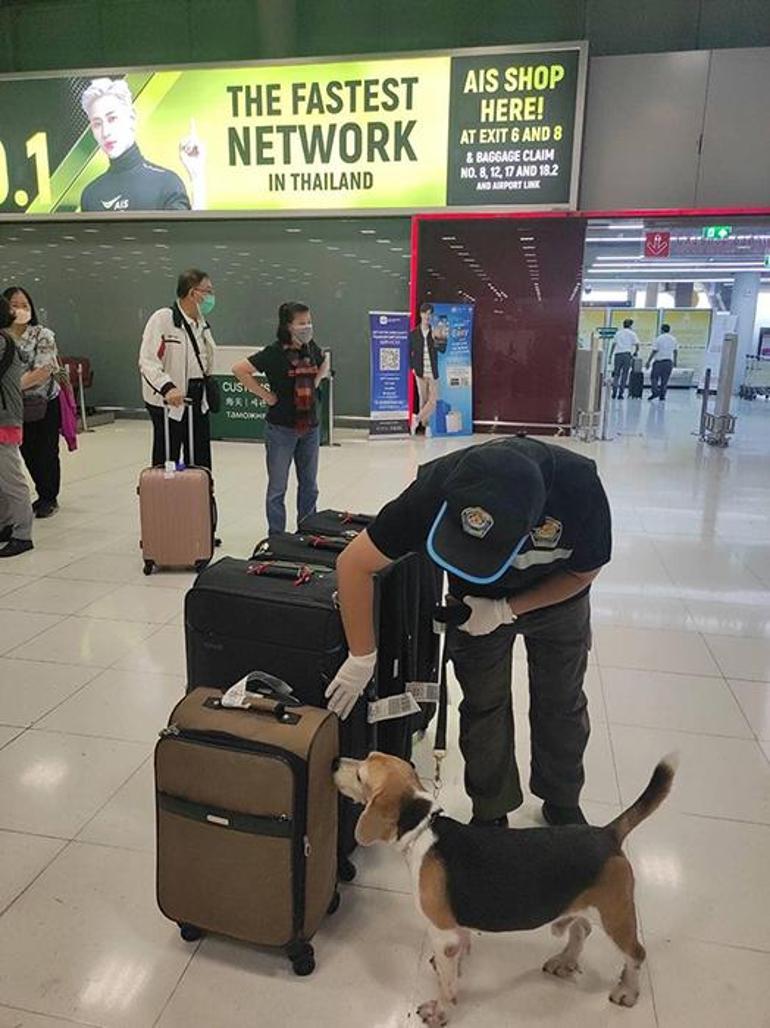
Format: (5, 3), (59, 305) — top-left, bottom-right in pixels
(369, 311), (411, 438)
(429, 303), (474, 436)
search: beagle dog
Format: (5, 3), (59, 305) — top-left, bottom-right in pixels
(334, 751), (675, 1026)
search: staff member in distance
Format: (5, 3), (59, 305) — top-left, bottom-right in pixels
(325, 437), (612, 828)
(80, 77), (206, 212)
(609, 318), (640, 400)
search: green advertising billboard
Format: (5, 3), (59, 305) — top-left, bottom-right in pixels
(0, 44), (586, 218)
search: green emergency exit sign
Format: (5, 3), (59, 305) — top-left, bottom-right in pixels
(764, 254), (770, 269)
(702, 225), (732, 240)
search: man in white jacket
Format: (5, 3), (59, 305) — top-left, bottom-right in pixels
(139, 268), (216, 469)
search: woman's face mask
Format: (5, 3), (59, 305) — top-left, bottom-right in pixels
(12, 306), (31, 326)
(291, 323), (313, 345)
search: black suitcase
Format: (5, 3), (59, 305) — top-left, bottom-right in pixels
(251, 532), (346, 569)
(298, 509), (373, 539)
(629, 370), (644, 398)
(184, 556), (359, 729)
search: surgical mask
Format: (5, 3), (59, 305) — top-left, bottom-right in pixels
(291, 323), (313, 345)
(198, 293), (216, 317)
(13, 308), (31, 325)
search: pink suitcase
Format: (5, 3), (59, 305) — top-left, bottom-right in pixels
(138, 403), (215, 575)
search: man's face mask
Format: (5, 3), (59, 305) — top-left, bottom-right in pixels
(198, 292), (216, 317)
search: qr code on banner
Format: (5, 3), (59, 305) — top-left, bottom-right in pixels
(379, 348), (401, 372)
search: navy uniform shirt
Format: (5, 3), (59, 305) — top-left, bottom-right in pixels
(367, 438), (612, 601)
(80, 144), (190, 212)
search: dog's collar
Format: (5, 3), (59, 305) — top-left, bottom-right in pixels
(396, 796), (443, 853)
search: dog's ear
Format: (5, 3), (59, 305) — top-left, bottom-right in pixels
(355, 790), (396, 846)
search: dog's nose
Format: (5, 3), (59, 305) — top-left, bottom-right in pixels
(331, 757), (341, 773)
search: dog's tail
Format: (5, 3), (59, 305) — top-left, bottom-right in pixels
(607, 754), (678, 844)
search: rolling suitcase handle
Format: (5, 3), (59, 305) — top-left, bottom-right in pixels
(243, 670), (302, 705)
(340, 512), (373, 526)
(247, 560), (326, 585)
(163, 397), (196, 469)
(204, 693), (301, 724)
(307, 535), (348, 553)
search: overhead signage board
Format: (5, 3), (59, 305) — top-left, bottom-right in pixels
(644, 231), (670, 258)
(701, 225), (732, 240)
(0, 43), (586, 218)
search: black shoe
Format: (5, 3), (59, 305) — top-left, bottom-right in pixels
(648, 395), (656, 402)
(0, 538), (34, 558)
(0, 524), (12, 543)
(415, 423), (426, 435)
(35, 501), (58, 519)
(470, 814), (509, 829)
(542, 802), (587, 827)
(31, 499), (40, 513)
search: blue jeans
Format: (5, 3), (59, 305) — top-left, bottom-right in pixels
(265, 422), (320, 535)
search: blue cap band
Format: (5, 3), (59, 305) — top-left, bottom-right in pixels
(426, 501), (530, 585)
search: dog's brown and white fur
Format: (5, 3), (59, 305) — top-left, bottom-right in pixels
(334, 752), (675, 1026)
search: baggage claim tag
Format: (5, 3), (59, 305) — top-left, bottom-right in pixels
(163, 460), (176, 479)
(367, 693), (421, 725)
(406, 681), (441, 704)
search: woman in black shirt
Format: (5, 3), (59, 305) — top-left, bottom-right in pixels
(233, 302), (328, 535)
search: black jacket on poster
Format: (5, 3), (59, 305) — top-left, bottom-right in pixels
(409, 326), (446, 379)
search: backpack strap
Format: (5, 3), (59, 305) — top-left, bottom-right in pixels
(0, 330), (17, 381)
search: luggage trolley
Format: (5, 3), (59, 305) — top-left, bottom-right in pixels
(739, 356), (770, 400)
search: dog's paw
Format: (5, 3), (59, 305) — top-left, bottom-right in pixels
(543, 954), (581, 978)
(417, 999), (448, 1026)
(609, 981), (640, 1007)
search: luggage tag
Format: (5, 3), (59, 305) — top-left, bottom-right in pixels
(405, 681), (441, 704)
(220, 676), (251, 708)
(163, 460), (176, 479)
(367, 693), (421, 725)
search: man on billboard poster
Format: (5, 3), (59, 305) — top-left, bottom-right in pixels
(79, 78), (206, 212)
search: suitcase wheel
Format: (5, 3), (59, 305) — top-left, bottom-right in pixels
(327, 890), (341, 916)
(143, 560), (154, 576)
(194, 559), (210, 574)
(338, 857), (357, 883)
(178, 922), (204, 943)
(288, 941), (315, 977)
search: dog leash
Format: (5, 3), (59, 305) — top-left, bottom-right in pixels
(431, 577), (470, 798)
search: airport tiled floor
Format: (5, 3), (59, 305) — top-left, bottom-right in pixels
(0, 390), (769, 1027)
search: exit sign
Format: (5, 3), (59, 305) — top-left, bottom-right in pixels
(764, 255), (770, 269)
(702, 225), (732, 240)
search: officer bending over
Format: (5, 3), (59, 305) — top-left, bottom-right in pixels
(325, 437), (612, 828)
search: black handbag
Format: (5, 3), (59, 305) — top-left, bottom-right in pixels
(23, 392), (48, 422)
(203, 377), (221, 414)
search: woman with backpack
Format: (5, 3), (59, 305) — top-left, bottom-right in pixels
(2, 285), (63, 518)
(0, 294), (34, 558)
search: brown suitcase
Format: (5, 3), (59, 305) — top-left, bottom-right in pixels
(155, 684), (340, 975)
(138, 403), (215, 574)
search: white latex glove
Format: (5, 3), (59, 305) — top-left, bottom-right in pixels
(459, 596), (515, 636)
(325, 652), (377, 720)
